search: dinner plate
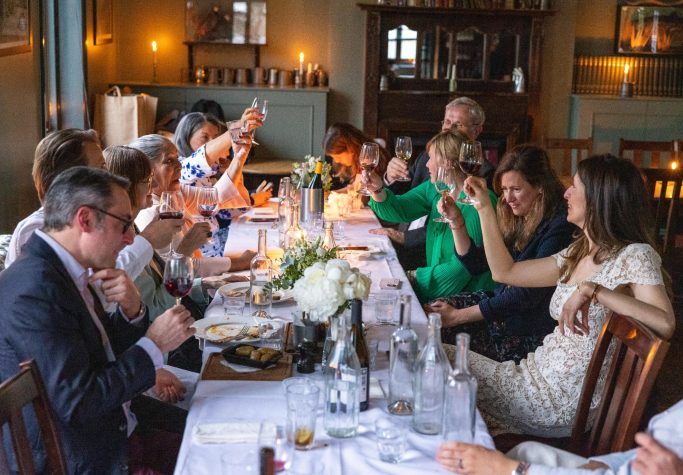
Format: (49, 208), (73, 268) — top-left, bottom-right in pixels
(217, 282), (294, 305)
(193, 317), (282, 343)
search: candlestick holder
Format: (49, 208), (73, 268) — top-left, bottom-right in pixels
(152, 63), (158, 83)
(619, 81), (634, 97)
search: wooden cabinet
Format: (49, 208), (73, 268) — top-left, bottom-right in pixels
(359, 4), (553, 156)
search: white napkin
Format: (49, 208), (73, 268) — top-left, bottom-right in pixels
(191, 422), (261, 444)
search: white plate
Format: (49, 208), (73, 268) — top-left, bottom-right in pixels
(336, 244), (383, 255)
(217, 282), (294, 305)
(193, 317), (282, 343)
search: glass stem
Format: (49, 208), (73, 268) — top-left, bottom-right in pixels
(176, 297), (181, 306)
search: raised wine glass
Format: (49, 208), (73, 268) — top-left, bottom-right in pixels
(163, 253), (194, 306)
(196, 187), (218, 221)
(159, 191), (185, 255)
(394, 136), (412, 182)
(457, 140), (484, 205)
(357, 142), (380, 196)
(433, 165), (457, 223)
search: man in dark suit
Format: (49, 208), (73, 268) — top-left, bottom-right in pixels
(371, 97), (494, 270)
(0, 167), (195, 474)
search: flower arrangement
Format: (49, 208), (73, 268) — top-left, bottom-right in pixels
(291, 155), (333, 191)
(271, 237), (337, 291)
(292, 259), (371, 323)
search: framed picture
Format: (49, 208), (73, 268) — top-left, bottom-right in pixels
(616, 3), (683, 55)
(0, 0), (31, 57)
(94, 0), (113, 45)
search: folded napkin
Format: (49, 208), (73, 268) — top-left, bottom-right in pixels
(192, 422), (261, 444)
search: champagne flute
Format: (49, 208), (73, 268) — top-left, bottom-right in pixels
(357, 142), (380, 196)
(457, 140), (484, 205)
(163, 253), (194, 306)
(394, 136), (412, 182)
(433, 165), (457, 223)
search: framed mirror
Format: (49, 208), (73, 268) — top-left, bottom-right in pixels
(387, 25), (418, 78)
(616, 4), (683, 55)
(185, 0), (267, 45)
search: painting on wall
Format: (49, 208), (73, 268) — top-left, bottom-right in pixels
(616, 4), (683, 55)
(185, 0), (266, 45)
(0, 0), (30, 56)
(94, 0), (113, 45)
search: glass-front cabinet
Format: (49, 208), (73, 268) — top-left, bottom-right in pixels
(359, 4), (554, 160)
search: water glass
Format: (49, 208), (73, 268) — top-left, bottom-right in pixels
(221, 449), (257, 474)
(258, 422), (293, 472)
(375, 418), (407, 464)
(375, 291), (398, 325)
(223, 293), (245, 318)
(286, 451), (325, 475)
(368, 339), (379, 371)
(285, 381), (320, 450)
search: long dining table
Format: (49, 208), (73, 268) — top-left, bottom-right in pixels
(173, 203), (494, 474)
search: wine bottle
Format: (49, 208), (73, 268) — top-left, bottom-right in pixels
(259, 446), (275, 475)
(308, 160), (323, 189)
(351, 299), (370, 411)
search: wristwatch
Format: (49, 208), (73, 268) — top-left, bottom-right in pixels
(512, 462), (530, 475)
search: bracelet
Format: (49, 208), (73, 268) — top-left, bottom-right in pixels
(590, 283), (602, 304)
(511, 462), (530, 475)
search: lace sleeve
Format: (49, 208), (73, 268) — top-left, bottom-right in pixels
(553, 247), (570, 269)
(609, 243), (663, 287)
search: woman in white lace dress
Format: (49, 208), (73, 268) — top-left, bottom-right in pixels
(460, 154), (675, 437)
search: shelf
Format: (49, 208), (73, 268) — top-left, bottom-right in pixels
(379, 89), (527, 97)
(357, 4), (556, 17)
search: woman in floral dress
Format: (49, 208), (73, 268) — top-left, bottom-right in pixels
(457, 154), (675, 437)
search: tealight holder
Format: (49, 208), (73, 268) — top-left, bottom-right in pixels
(620, 81), (634, 97)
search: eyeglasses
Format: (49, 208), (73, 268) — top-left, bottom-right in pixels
(86, 206), (134, 234)
(441, 119), (480, 130)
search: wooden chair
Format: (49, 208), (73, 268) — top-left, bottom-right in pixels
(640, 166), (683, 270)
(0, 360), (66, 475)
(618, 139), (675, 168)
(494, 312), (669, 457)
(542, 137), (593, 185)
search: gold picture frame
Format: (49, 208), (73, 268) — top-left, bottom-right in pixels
(94, 0), (113, 45)
(0, 0), (31, 57)
(616, 3), (683, 55)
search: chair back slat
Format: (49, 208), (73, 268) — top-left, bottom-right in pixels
(542, 137), (593, 179)
(570, 312), (669, 457)
(618, 139), (675, 168)
(0, 360), (67, 475)
(640, 167), (683, 268)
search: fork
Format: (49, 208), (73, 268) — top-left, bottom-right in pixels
(232, 325), (250, 341)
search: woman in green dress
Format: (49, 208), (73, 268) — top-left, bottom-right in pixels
(363, 129), (497, 302)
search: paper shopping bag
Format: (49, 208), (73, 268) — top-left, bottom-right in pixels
(94, 86), (158, 147)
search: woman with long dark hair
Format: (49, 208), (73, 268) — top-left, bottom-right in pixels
(443, 154), (674, 437)
(428, 145), (576, 363)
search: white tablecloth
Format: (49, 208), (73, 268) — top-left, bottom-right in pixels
(174, 206), (494, 474)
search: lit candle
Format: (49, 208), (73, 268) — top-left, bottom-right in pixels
(671, 160), (679, 170)
(152, 40), (158, 82)
(623, 63), (629, 83)
(299, 52), (305, 76)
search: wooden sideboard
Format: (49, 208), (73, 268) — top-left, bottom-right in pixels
(358, 4), (553, 154)
(119, 82), (329, 162)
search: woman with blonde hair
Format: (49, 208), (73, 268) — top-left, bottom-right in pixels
(362, 129), (497, 302)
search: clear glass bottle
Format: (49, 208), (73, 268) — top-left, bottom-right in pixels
(324, 314), (361, 438)
(442, 333), (478, 443)
(284, 203), (305, 249)
(413, 313), (451, 434)
(388, 294), (418, 415)
(350, 299), (370, 412)
(321, 221), (336, 250)
(249, 229), (273, 318)
(278, 177), (294, 248)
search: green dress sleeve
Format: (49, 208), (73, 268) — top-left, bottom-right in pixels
(368, 181), (435, 224)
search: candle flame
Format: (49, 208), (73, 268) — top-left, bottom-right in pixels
(672, 161), (679, 170)
(152, 41), (157, 52)
(624, 63), (629, 75)
(299, 52), (304, 63)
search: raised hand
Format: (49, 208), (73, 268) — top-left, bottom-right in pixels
(463, 176), (490, 211)
(386, 157), (410, 183)
(359, 171), (384, 194)
(437, 193), (464, 224)
(146, 305), (195, 353)
(140, 212), (183, 250)
(176, 222), (211, 256)
(89, 268), (141, 318)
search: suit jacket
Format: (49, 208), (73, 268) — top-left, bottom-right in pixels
(0, 234), (156, 475)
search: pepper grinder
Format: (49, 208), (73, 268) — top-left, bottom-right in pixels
(296, 341), (316, 374)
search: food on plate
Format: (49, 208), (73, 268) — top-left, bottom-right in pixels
(235, 345), (255, 356)
(205, 324), (259, 343)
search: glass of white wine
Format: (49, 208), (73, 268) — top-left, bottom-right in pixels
(394, 136), (412, 182)
(357, 142), (380, 196)
(433, 165), (457, 223)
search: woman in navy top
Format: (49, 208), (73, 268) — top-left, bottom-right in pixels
(427, 144), (577, 363)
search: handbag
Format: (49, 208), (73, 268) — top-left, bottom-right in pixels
(94, 86), (158, 147)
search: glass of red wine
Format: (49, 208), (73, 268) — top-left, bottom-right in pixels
(159, 191), (185, 255)
(163, 253), (195, 306)
(196, 186), (219, 249)
(357, 142), (380, 196)
(457, 140), (483, 205)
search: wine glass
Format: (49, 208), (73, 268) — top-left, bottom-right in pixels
(163, 253), (194, 306)
(196, 187), (218, 221)
(457, 140), (484, 205)
(357, 142), (380, 196)
(258, 421), (293, 473)
(433, 165), (457, 223)
(159, 191), (185, 255)
(394, 136), (412, 182)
